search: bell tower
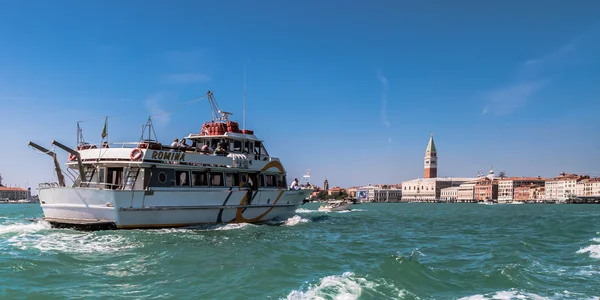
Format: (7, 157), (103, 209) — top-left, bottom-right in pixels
(424, 133), (437, 178)
(323, 178), (329, 191)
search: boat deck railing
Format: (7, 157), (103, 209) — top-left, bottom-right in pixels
(38, 182), (61, 188)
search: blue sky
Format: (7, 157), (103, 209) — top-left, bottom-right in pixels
(1, 1), (599, 190)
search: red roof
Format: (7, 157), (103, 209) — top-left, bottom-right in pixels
(0, 187), (27, 191)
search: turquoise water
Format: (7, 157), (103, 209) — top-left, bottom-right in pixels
(1, 203), (599, 299)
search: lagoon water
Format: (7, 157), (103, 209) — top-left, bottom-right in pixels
(1, 203), (599, 299)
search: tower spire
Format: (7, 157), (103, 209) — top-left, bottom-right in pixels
(424, 134), (438, 178)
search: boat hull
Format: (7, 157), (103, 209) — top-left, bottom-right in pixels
(38, 187), (311, 229)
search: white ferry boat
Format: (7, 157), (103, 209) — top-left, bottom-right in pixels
(29, 91), (311, 230)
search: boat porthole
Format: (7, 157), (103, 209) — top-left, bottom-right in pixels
(158, 172), (167, 184)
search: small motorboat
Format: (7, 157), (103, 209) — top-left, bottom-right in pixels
(318, 200), (353, 212)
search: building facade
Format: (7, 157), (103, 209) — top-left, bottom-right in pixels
(575, 178), (600, 197)
(498, 177), (546, 202)
(440, 186), (459, 201)
(424, 134), (437, 179)
(457, 182), (477, 202)
(356, 185), (402, 202)
(402, 178), (475, 201)
(514, 184), (545, 202)
(474, 178), (499, 201)
(545, 173), (589, 201)
(0, 187), (30, 201)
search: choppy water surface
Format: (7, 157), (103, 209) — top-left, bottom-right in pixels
(1, 203), (599, 299)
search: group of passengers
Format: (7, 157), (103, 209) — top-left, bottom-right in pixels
(170, 138), (228, 156)
(289, 178), (311, 190)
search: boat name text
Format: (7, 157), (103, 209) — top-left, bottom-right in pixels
(151, 151), (186, 161)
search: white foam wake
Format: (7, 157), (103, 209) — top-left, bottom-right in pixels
(285, 272), (368, 300)
(459, 290), (550, 300)
(214, 223), (254, 231)
(8, 232), (139, 254)
(283, 215), (310, 226)
(295, 208), (317, 213)
(459, 290), (600, 300)
(577, 244), (600, 259)
(0, 221), (51, 235)
(284, 272), (409, 300)
(577, 236), (600, 259)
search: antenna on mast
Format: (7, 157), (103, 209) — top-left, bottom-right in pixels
(243, 61), (247, 130)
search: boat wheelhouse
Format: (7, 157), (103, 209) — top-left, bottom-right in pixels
(30, 91), (311, 230)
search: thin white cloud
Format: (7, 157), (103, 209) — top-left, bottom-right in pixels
(482, 80), (547, 115)
(482, 27), (598, 115)
(144, 94), (171, 127)
(163, 73), (210, 84)
(377, 70), (390, 128)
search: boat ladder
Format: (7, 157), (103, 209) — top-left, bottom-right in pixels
(124, 168), (141, 190)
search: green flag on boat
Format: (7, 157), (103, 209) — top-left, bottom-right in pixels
(101, 117), (108, 139)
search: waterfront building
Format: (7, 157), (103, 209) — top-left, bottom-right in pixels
(545, 173), (589, 201)
(457, 182), (477, 202)
(328, 186), (342, 196)
(323, 178), (329, 192)
(440, 186), (459, 201)
(498, 177), (546, 203)
(402, 177), (475, 201)
(355, 184), (402, 202)
(0, 186), (30, 201)
(474, 177), (499, 201)
(513, 184), (545, 202)
(424, 134), (437, 179)
(576, 177), (600, 197)
(534, 186), (545, 201)
(345, 187), (357, 199)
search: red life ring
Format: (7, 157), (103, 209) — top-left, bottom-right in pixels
(68, 153), (77, 161)
(130, 148), (143, 160)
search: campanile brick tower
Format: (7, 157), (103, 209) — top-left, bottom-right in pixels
(424, 134), (437, 178)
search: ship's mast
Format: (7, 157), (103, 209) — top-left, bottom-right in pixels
(206, 90), (232, 122)
(303, 169), (311, 186)
(243, 62), (247, 130)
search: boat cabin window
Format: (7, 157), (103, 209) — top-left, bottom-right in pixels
(210, 172), (224, 187)
(149, 168), (175, 187)
(106, 167), (124, 190)
(278, 175), (287, 188)
(254, 142), (269, 160)
(244, 173), (260, 190)
(265, 174), (277, 188)
(225, 173), (240, 187)
(192, 171), (208, 186)
(233, 140), (242, 152)
(97, 167), (105, 184)
(175, 170), (190, 186)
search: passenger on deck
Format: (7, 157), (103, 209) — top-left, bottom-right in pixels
(170, 138), (179, 149)
(214, 143), (227, 156)
(200, 144), (211, 154)
(290, 178), (299, 190)
(179, 138), (190, 150)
